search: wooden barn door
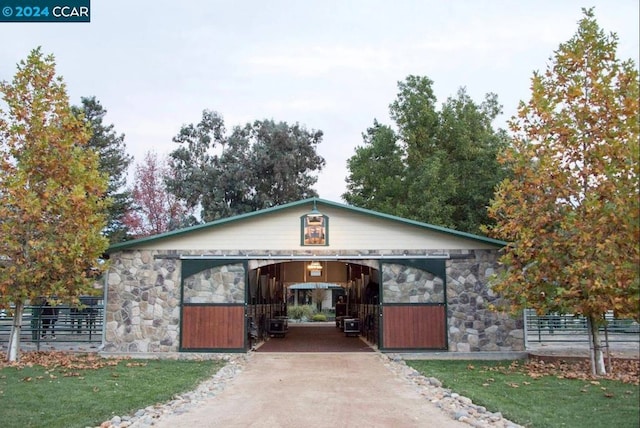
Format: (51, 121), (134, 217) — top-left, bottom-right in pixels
(180, 259), (247, 352)
(380, 259), (447, 351)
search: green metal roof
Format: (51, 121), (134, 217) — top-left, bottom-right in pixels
(107, 197), (506, 252)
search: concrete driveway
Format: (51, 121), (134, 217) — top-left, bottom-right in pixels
(152, 352), (469, 428)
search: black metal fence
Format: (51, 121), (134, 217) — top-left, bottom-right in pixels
(0, 301), (103, 350)
(525, 309), (640, 344)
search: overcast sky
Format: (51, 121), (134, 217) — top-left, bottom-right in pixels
(1, 1), (638, 202)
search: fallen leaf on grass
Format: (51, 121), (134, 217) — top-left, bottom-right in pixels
(521, 357), (638, 385)
(0, 350), (130, 371)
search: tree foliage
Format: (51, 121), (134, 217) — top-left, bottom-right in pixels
(0, 48), (111, 361)
(343, 76), (510, 234)
(124, 150), (196, 238)
(72, 97), (133, 243)
(343, 120), (407, 215)
(485, 9), (639, 375)
(166, 110), (325, 222)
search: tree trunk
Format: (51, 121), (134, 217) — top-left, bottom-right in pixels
(587, 313), (607, 375)
(7, 301), (24, 362)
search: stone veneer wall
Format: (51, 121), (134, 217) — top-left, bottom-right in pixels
(382, 264), (445, 303)
(446, 250), (524, 352)
(104, 250), (182, 353)
(104, 248), (523, 354)
(104, 250), (248, 353)
(377, 250), (524, 352)
(183, 263), (245, 304)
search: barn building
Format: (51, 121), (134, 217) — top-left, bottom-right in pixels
(103, 198), (524, 354)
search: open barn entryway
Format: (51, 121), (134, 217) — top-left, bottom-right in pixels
(245, 259), (381, 353)
(178, 256), (448, 353)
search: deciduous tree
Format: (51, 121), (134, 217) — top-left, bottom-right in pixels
(0, 48), (110, 362)
(485, 9), (639, 375)
(124, 151), (195, 237)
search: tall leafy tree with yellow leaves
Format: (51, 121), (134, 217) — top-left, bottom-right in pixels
(486, 9), (639, 375)
(0, 48), (110, 362)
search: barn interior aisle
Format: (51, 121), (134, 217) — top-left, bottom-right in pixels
(256, 324), (375, 353)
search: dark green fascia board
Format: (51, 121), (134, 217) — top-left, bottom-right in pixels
(107, 197), (507, 252)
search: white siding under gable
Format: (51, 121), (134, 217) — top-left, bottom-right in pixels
(130, 204), (497, 251)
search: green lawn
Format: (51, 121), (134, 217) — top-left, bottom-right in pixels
(0, 355), (225, 428)
(2, 354), (637, 428)
(406, 360), (639, 428)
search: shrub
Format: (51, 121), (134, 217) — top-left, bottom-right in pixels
(312, 313), (327, 322)
(287, 305), (315, 320)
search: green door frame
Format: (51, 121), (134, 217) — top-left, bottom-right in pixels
(378, 258), (448, 351)
(180, 259), (248, 352)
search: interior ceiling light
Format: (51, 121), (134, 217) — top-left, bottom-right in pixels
(307, 261), (323, 271)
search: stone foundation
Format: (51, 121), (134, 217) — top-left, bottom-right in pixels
(446, 250), (524, 352)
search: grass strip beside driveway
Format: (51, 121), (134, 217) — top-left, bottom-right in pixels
(407, 359), (639, 428)
(0, 352), (225, 428)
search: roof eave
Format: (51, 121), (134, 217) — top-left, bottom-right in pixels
(107, 197), (506, 252)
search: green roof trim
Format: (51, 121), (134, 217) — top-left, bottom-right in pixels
(107, 197), (507, 252)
